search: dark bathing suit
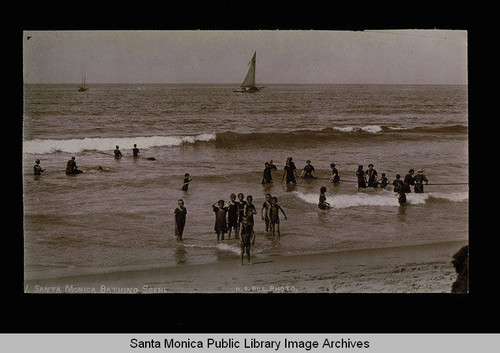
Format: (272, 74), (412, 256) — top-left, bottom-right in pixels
(182, 177), (190, 191)
(403, 174), (415, 193)
(34, 165), (43, 175)
(227, 202), (238, 228)
(380, 177), (388, 188)
(213, 206), (228, 233)
(414, 173), (428, 193)
(393, 179), (403, 193)
(356, 169), (366, 188)
(237, 201), (247, 222)
(65, 159), (81, 174)
(262, 201), (271, 227)
(398, 192), (407, 205)
(303, 164), (315, 178)
(331, 167), (340, 183)
(174, 207), (187, 238)
(262, 166), (273, 184)
(270, 205), (280, 224)
(318, 194), (328, 210)
(367, 169), (378, 187)
(245, 203), (256, 227)
(284, 163), (297, 184)
(240, 223), (252, 247)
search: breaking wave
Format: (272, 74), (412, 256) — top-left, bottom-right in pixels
(214, 124), (467, 145)
(293, 191), (468, 209)
(23, 124), (467, 154)
(23, 133), (216, 154)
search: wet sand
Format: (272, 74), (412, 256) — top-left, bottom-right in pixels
(24, 240), (466, 294)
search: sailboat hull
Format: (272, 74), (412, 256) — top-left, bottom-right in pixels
(233, 87), (263, 93)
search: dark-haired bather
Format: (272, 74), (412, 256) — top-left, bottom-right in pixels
(393, 174), (404, 193)
(356, 165), (367, 189)
(34, 159), (44, 176)
(236, 193), (247, 238)
(403, 169), (415, 193)
(212, 200), (228, 241)
(329, 163), (340, 184)
(300, 160), (316, 179)
(240, 217), (254, 265)
(174, 199), (187, 241)
(227, 194), (238, 239)
(366, 164), (378, 187)
(65, 157), (83, 174)
(261, 193), (272, 232)
(282, 157), (297, 184)
(398, 191), (407, 206)
(318, 186), (331, 210)
(414, 169), (428, 193)
(262, 162), (273, 184)
(269, 197), (287, 238)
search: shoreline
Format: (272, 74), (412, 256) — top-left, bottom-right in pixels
(24, 240), (467, 294)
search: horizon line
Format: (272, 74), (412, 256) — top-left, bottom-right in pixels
(23, 82), (468, 86)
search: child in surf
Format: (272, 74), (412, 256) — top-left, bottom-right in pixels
(269, 196), (287, 238)
(212, 200), (228, 241)
(261, 193), (272, 232)
(240, 216), (254, 265)
(392, 174), (404, 193)
(398, 191), (407, 206)
(236, 193), (247, 238)
(244, 195), (257, 238)
(318, 186), (331, 210)
(329, 163), (340, 184)
(181, 173), (192, 191)
(33, 159), (44, 176)
(379, 173), (388, 188)
(227, 193), (238, 239)
(174, 199), (187, 242)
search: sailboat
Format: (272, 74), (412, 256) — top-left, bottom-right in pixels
(233, 51), (265, 92)
(78, 75), (88, 92)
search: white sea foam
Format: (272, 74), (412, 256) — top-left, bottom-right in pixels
(427, 191), (469, 203)
(333, 125), (383, 133)
(293, 190), (468, 209)
(23, 133), (216, 154)
(216, 242), (243, 255)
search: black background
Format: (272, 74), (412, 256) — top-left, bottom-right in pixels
(3, 1), (489, 334)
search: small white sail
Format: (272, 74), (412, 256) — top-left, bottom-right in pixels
(240, 52), (256, 88)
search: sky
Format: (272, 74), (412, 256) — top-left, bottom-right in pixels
(23, 30), (468, 85)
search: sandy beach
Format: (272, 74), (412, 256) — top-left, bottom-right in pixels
(24, 240), (466, 294)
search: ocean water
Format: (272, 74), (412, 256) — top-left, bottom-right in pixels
(23, 84), (468, 281)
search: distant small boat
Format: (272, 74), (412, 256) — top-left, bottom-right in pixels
(78, 75), (88, 92)
(234, 51), (265, 92)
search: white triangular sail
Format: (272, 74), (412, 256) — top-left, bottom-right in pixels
(240, 51), (256, 88)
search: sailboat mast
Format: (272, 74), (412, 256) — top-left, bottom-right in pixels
(252, 51), (256, 87)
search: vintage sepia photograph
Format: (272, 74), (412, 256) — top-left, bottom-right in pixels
(22, 30), (468, 294)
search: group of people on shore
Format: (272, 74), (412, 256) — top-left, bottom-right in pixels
(175, 193), (287, 265)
